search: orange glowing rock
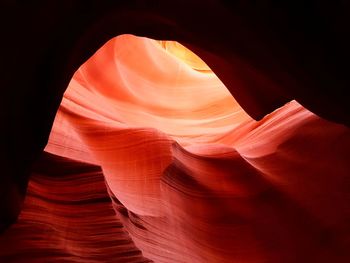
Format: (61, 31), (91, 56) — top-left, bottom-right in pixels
(1, 34), (349, 263)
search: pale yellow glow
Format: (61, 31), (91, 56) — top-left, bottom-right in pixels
(157, 40), (212, 72)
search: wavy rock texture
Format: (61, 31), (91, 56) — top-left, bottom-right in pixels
(1, 35), (349, 262)
(0, 153), (151, 263)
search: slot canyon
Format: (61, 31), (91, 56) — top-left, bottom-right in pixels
(0, 1), (349, 262)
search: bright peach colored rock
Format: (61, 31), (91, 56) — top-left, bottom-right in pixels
(1, 35), (349, 263)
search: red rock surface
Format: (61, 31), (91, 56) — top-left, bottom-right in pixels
(0, 152), (151, 263)
(1, 35), (348, 262)
(1, 2), (350, 262)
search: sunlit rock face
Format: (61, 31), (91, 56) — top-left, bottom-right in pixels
(1, 35), (349, 262)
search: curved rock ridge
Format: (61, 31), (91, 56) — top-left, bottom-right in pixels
(0, 152), (151, 263)
(2, 1), (349, 239)
(1, 35), (349, 262)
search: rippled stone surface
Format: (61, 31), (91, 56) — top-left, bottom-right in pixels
(1, 35), (348, 262)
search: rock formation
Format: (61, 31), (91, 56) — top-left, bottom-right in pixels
(0, 2), (349, 262)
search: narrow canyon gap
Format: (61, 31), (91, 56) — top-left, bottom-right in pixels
(0, 1), (349, 263)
